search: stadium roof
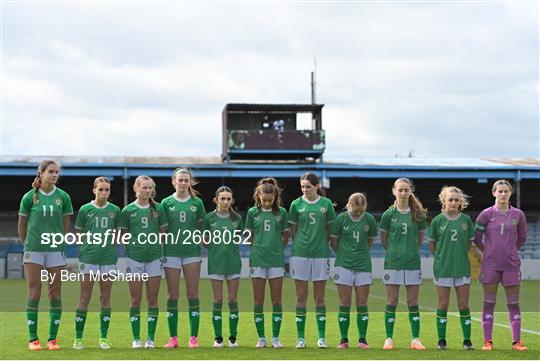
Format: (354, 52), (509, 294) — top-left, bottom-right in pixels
(2, 155), (539, 180)
(223, 103), (324, 113)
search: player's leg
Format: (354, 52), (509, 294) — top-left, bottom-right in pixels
(384, 284), (399, 349)
(294, 279), (308, 348)
(24, 263), (43, 350)
(145, 275), (161, 347)
(226, 276), (240, 347)
(74, 273), (94, 349)
(336, 284), (352, 348)
(128, 280), (143, 347)
(98, 277), (113, 349)
(405, 284), (425, 349)
(252, 276), (267, 346)
(183, 260), (201, 348)
(481, 278), (499, 350)
(163, 266), (181, 347)
(435, 284), (450, 349)
(355, 283), (370, 348)
(46, 265), (64, 350)
(210, 279), (224, 346)
(504, 283), (527, 350)
(269, 275), (284, 348)
(455, 282), (473, 350)
(314, 280), (328, 347)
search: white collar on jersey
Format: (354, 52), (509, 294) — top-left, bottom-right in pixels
(134, 200), (150, 209)
(173, 193), (191, 203)
(347, 211), (365, 223)
(302, 195), (321, 204)
(395, 206), (411, 214)
(91, 200), (109, 209)
(38, 186), (57, 196)
(442, 212), (462, 221)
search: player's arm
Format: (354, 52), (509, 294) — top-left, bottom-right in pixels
(428, 240), (436, 255)
(63, 215), (71, 235)
(329, 235), (338, 253)
(473, 211), (487, 252)
(17, 216), (27, 244)
(289, 224), (297, 240)
(281, 229), (290, 248)
(418, 230), (425, 248)
(380, 231), (388, 250)
(516, 212), (527, 249)
(367, 236), (375, 249)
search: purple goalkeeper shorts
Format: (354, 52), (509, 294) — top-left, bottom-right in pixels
(479, 269), (521, 286)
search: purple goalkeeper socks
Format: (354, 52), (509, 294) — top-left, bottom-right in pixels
(482, 293), (496, 341)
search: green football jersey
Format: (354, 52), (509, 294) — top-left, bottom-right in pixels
(331, 211), (377, 272)
(202, 211), (243, 275)
(118, 201), (168, 263)
(18, 187), (73, 252)
(429, 212), (474, 278)
(288, 196), (336, 258)
(75, 201), (121, 265)
(161, 194), (206, 258)
(379, 206), (427, 270)
(245, 206), (289, 268)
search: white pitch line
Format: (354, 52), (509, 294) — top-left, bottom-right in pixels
(327, 284), (540, 336)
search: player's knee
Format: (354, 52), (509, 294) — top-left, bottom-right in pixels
(313, 294), (325, 306)
(506, 293), (519, 305)
(130, 297), (141, 307)
(271, 296), (281, 306)
(99, 294), (111, 308)
(147, 295), (158, 307)
(484, 292), (497, 304)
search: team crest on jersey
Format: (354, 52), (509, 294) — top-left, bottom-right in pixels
(130, 213), (137, 218)
(169, 206), (175, 211)
(297, 208), (305, 213)
(109, 212), (115, 219)
(276, 216), (281, 221)
(190, 206), (196, 212)
(320, 207), (327, 214)
(511, 219), (518, 226)
(364, 225), (369, 232)
(390, 218), (397, 224)
(55, 198), (62, 206)
(461, 223), (468, 230)
(87, 212), (94, 218)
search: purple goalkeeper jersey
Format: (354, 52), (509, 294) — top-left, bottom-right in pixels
(474, 206), (527, 271)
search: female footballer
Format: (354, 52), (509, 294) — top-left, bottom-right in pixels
(330, 193), (377, 349)
(202, 186), (244, 348)
(380, 178), (427, 350)
(288, 172), (336, 349)
(474, 180), (528, 351)
(73, 177), (121, 350)
(428, 186), (475, 350)
(161, 168), (206, 349)
(18, 160), (73, 351)
(118, 175), (168, 349)
(245, 178), (289, 348)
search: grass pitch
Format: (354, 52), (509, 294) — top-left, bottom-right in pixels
(0, 279), (538, 359)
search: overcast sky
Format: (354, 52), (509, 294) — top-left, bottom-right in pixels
(2, 1), (539, 161)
